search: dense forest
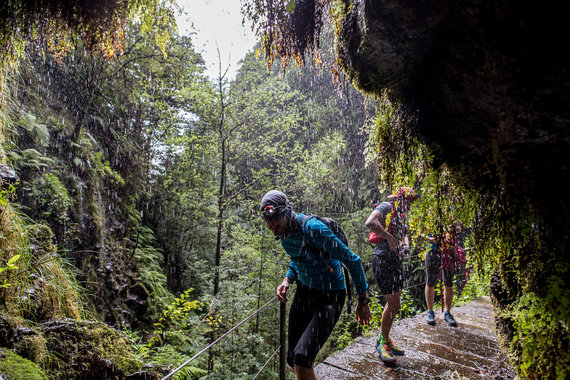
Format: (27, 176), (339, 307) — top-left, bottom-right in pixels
(1, 1), (568, 379)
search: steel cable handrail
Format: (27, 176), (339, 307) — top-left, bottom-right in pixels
(251, 345), (281, 380)
(160, 273), (453, 379)
(161, 295), (279, 380)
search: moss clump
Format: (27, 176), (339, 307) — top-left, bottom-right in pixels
(0, 316), (155, 379)
(27, 223), (57, 255)
(13, 333), (47, 365)
(0, 314), (22, 347)
(41, 319), (145, 379)
(0, 348), (47, 380)
(81, 323), (143, 374)
(0, 314), (48, 366)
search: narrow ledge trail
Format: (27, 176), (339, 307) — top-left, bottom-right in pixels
(315, 297), (502, 379)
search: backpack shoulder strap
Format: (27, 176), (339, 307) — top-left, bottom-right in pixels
(300, 214), (313, 235)
(300, 214), (314, 249)
(301, 214), (353, 313)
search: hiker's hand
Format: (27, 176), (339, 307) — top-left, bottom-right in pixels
(276, 278), (290, 303)
(356, 303), (371, 326)
(398, 243), (410, 257)
(387, 234), (399, 252)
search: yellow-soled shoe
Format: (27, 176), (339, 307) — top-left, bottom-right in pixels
(389, 338), (405, 355)
(376, 339), (396, 363)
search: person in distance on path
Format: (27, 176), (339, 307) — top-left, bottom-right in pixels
(261, 190), (371, 380)
(424, 221), (465, 326)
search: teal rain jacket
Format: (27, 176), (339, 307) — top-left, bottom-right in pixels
(282, 214), (369, 295)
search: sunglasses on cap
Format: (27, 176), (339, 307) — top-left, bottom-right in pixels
(261, 205), (286, 221)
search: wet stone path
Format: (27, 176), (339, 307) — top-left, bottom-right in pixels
(315, 297), (499, 379)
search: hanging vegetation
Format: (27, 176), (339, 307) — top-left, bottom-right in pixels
(242, 0), (331, 69)
(244, 0), (570, 378)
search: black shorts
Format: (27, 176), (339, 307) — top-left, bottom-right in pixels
(372, 249), (403, 295)
(287, 284), (345, 368)
(425, 249), (453, 287)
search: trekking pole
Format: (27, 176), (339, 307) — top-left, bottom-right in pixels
(455, 247), (471, 298)
(279, 300), (286, 380)
(440, 266), (444, 312)
(456, 265), (471, 298)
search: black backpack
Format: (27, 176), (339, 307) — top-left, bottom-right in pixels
(299, 214), (354, 313)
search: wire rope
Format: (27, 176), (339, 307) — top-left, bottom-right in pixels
(161, 295), (279, 380)
(251, 345), (281, 380)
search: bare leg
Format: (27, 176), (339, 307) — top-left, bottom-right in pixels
(444, 285), (453, 312)
(425, 285), (435, 311)
(381, 292), (402, 340)
(294, 365), (318, 380)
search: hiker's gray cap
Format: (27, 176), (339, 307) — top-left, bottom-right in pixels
(261, 190), (290, 210)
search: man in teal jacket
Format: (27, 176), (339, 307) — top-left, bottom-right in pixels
(261, 190), (371, 380)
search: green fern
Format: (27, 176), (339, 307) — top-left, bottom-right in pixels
(8, 149), (53, 169)
(16, 112), (50, 145)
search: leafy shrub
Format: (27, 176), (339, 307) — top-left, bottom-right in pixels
(29, 173), (74, 226)
(0, 254), (20, 288)
(91, 151), (125, 185)
(144, 288), (205, 351)
(504, 277), (570, 379)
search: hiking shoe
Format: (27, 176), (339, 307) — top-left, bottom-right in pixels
(444, 311), (458, 326)
(378, 342), (397, 363)
(426, 310), (436, 325)
(376, 339), (397, 363)
(389, 338), (405, 356)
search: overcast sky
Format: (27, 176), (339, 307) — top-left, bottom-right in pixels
(175, 0), (258, 80)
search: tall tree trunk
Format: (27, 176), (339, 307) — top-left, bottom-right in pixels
(255, 238), (264, 333)
(213, 141), (225, 297)
(209, 53), (228, 372)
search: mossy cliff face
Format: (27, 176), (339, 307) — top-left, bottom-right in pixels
(335, 0), (569, 377)
(3, 56), (153, 329)
(337, 0), (569, 191)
